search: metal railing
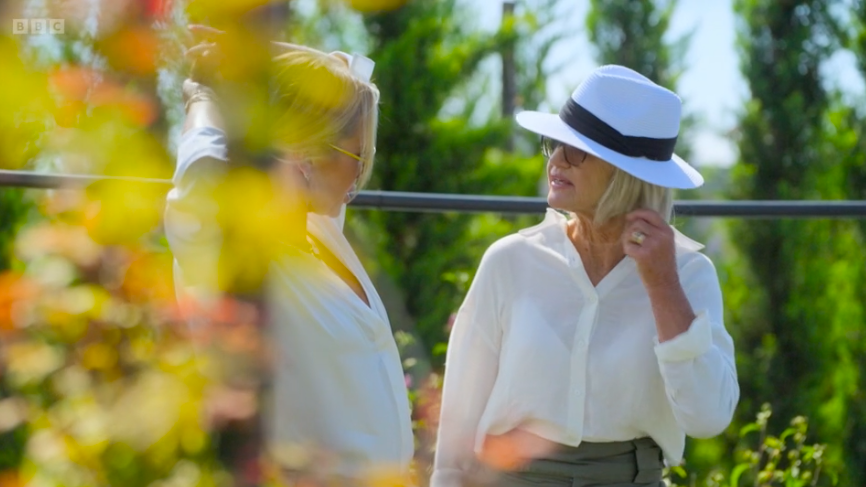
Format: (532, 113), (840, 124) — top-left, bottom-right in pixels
(2, 169), (866, 218)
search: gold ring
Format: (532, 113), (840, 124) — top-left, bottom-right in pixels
(631, 231), (646, 245)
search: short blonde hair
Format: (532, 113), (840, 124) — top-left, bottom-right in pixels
(270, 48), (379, 189)
(593, 167), (673, 225)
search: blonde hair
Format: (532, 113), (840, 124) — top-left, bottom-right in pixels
(593, 167), (673, 225)
(270, 48), (379, 189)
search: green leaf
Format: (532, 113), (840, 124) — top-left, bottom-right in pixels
(740, 423), (761, 438)
(779, 427), (797, 443)
(432, 343), (448, 357)
(730, 464), (751, 487)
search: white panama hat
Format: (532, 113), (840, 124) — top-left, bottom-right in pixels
(516, 65), (704, 189)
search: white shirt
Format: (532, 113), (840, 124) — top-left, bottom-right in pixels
(432, 209), (739, 487)
(165, 127), (414, 478)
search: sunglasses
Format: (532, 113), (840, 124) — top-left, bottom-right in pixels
(541, 137), (588, 167)
(329, 144), (368, 202)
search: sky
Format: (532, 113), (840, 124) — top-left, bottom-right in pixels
(468, 0), (865, 168)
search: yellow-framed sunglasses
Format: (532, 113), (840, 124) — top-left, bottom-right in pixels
(328, 144), (369, 202)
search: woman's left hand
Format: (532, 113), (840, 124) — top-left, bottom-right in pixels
(622, 209), (679, 290)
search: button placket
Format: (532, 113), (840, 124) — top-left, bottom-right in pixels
(567, 287), (598, 438)
(562, 239), (599, 439)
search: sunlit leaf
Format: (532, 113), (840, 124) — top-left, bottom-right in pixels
(344, 0), (409, 13)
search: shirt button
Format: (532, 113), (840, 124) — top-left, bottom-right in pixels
(576, 339), (586, 349)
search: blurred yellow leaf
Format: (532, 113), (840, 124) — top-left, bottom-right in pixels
(25, 428), (70, 467)
(15, 223), (102, 267)
(180, 425), (208, 455)
(108, 372), (192, 451)
(187, 0), (276, 20)
(0, 398), (27, 433)
(5, 342), (65, 387)
(53, 100), (88, 128)
(0, 37), (52, 169)
(84, 181), (166, 245)
(344, 0), (408, 13)
(51, 366), (93, 398)
(215, 167), (304, 293)
(364, 465), (416, 487)
(81, 342), (119, 370)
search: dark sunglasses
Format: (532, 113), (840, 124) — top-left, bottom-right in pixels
(541, 137), (588, 166)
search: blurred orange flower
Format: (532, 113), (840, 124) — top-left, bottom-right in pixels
(122, 251), (176, 306)
(49, 67), (99, 102)
(49, 66), (159, 127)
(0, 470), (22, 487)
(96, 26), (161, 77)
(89, 82), (159, 127)
(0, 272), (38, 332)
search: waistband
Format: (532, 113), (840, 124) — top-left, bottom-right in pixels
(515, 437), (664, 485)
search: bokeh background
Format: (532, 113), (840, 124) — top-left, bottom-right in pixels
(1, 0), (865, 485)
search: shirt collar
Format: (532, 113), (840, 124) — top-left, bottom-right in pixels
(519, 208), (705, 253)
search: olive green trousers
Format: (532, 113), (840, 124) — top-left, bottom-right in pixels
(486, 437), (665, 487)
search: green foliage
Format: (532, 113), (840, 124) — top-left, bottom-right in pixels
(669, 405), (839, 487)
(0, 188), (29, 274)
(354, 0), (545, 359)
(586, 0), (685, 90)
(728, 0), (866, 484)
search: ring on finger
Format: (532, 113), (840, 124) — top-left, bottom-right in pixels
(630, 231), (646, 245)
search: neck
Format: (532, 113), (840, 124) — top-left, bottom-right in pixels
(568, 213), (626, 280)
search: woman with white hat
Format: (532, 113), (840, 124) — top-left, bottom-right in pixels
(432, 65), (739, 487)
(166, 30), (413, 484)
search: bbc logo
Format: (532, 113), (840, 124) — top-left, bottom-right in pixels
(12, 19), (65, 35)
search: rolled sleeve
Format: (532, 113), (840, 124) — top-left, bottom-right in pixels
(654, 310), (713, 362)
(654, 254), (740, 439)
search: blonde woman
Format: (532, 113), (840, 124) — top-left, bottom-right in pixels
(433, 65), (739, 487)
(165, 35), (413, 482)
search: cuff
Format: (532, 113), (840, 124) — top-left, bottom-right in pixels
(654, 309), (713, 362)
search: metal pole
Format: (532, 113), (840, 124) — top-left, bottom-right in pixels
(2, 170), (866, 218)
(0, 170), (173, 189)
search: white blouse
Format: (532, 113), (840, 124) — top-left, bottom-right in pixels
(432, 209), (739, 487)
(165, 127), (414, 478)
